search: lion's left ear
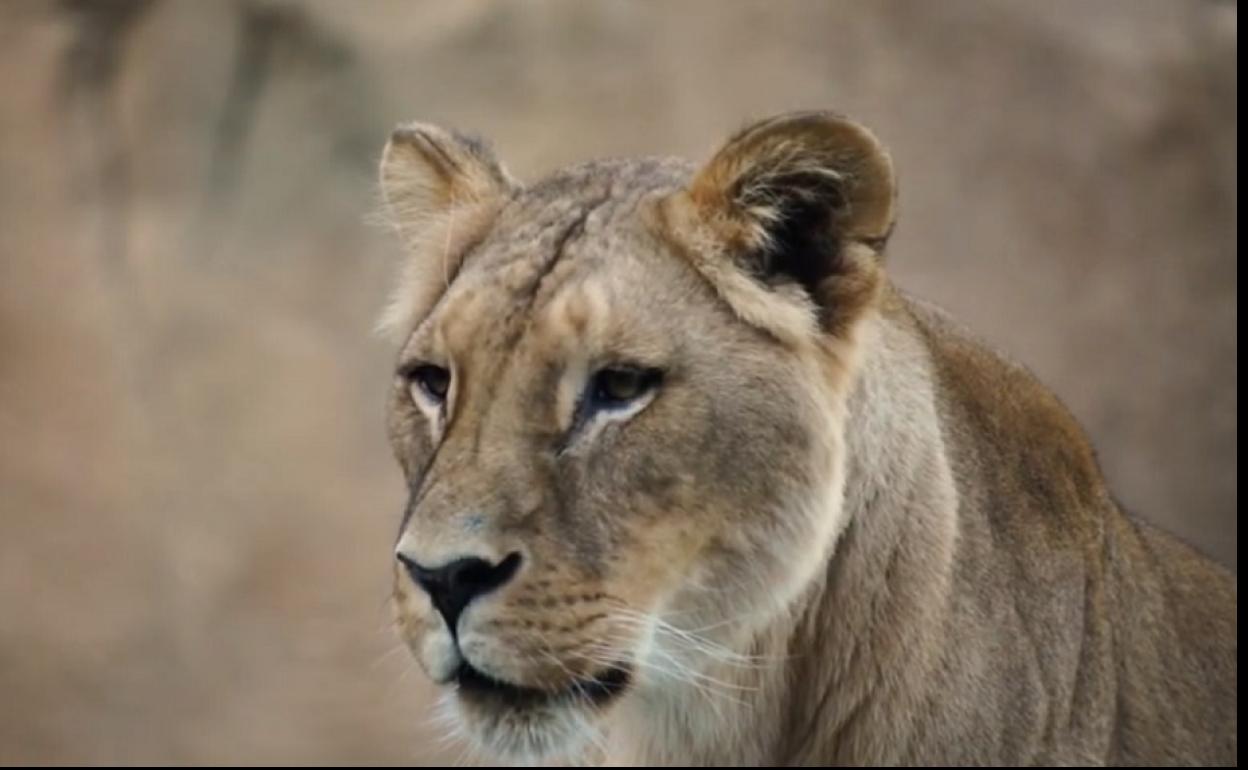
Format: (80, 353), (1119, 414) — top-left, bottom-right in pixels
(660, 111), (895, 340)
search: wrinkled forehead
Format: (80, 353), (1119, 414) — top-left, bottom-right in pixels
(413, 158), (693, 359)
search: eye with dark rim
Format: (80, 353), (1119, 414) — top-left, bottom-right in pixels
(401, 362), (451, 404)
(555, 364), (664, 455)
(589, 366), (663, 410)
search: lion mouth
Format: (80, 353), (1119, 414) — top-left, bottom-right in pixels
(454, 661), (631, 710)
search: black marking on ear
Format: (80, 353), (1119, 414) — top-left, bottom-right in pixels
(743, 170), (848, 298)
(422, 133), (464, 179)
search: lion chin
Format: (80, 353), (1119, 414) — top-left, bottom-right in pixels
(436, 661), (631, 763)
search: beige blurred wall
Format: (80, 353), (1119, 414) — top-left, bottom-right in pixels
(0, 0), (1236, 764)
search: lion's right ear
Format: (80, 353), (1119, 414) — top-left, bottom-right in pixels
(380, 123), (516, 239)
(377, 123), (517, 338)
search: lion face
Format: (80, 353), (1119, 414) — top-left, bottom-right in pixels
(379, 114), (894, 761)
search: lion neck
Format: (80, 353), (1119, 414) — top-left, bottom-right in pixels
(603, 302), (959, 766)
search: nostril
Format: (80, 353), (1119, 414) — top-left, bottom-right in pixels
(395, 551), (523, 632)
(496, 551), (522, 583)
(461, 551), (522, 595)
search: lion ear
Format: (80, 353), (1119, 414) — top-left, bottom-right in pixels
(664, 111), (895, 338)
(380, 122), (517, 251)
(376, 123), (518, 338)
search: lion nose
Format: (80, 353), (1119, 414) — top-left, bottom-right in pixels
(396, 551), (522, 632)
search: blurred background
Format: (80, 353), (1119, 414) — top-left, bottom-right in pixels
(0, 0), (1236, 764)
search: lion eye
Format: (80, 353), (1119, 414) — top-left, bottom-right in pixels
(591, 367), (662, 408)
(406, 364), (451, 404)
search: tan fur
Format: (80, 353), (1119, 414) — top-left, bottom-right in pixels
(377, 112), (1236, 765)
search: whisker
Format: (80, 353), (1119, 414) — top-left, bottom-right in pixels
(603, 609), (783, 668)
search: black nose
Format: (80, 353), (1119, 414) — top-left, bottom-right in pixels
(397, 551), (522, 632)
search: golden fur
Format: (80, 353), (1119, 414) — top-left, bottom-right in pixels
(377, 111), (1236, 765)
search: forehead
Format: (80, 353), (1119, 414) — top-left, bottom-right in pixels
(415, 158), (694, 358)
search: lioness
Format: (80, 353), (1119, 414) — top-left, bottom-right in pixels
(378, 111), (1236, 765)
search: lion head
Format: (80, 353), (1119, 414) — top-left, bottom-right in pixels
(378, 112), (895, 761)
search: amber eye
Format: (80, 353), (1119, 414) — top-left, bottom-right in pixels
(590, 367), (662, 409)
(406, 364), (451, 404)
